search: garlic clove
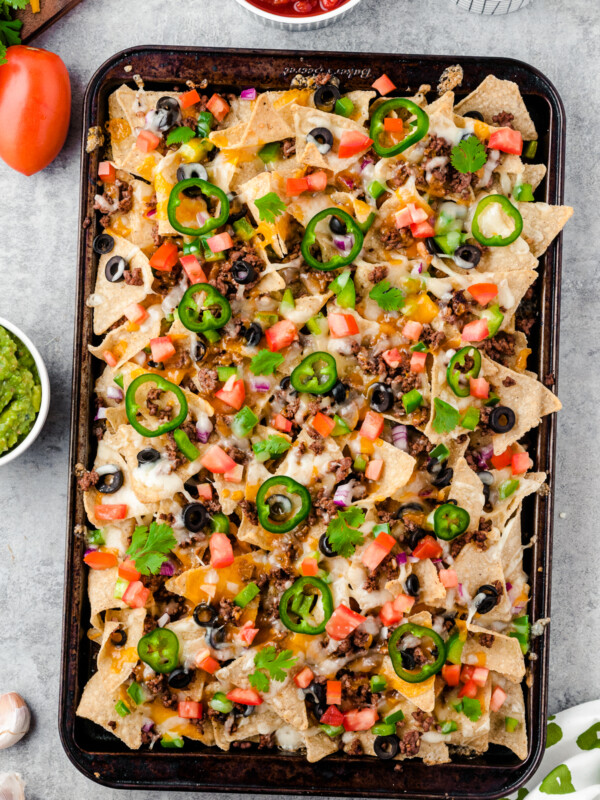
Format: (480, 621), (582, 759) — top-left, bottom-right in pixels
(0, 772), (26, 800)
(0, 693), (31, 750)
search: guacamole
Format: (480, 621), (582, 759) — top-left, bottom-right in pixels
(0, 326), (41, 456)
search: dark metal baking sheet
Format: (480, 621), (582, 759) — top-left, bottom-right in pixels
(60, 45), (565, 798)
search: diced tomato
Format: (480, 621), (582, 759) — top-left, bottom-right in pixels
(294, 667), (314, 689)
(118, 559), (141, 582)
(407, 203), (429, 224)
(103, 350), (118, 368)
(206, 232), (234, 253)
(180, 254), (208, 284)
(150, 241), (179, 272)
(320, 705), (344, 726)
(490, 686), (508, 712)
(489, 127), (523, 156)
(326, 680), (342, 706)
(328, 313), (359, 338)
(410, 220), (436, 238)
(265, 319), (298, 352)
(98, 161), (116, 183)
(179, 88), (201, 109)
(286, 176), (309, 195)
(226, 688), (263, 706)
(491, 446), (513, 471)
(394, 206), (412, 229)
(197, 483), (213, 501)
(410, 351), (427, 373)
(301, 557), (319, 577)
(343, 707), (379, 732)
(95, 504), (127, 521)
(392, 594), (415, 614)
(512, 452), (532, 475)
(384, 117), (405, 133)
(361, 531), (395, 571)
(178, 701), (202, 719)
(468, 283), (498, 306)
(201, 445), (237, 474)
(458, 679), (478, 699)
(365, 459), (383, 481)
(209, 532), (234, 569)
(312, 412), (335, 438)
(224, 463), (244, 483)
(372, 73), (396, 96)
(150, 336), (176, 363)
(325, 604), (366, 641)
(306, 171), (328, 191)
(379, 601), (403, 627)
(382, 348), (402, 368)
(470, 377), (490, 399)
(461, 319), (489, 342)
(412, 534), (443, 560)
(338, 130), (374, 159)
(272, 414), (292, 433)
(438, 568), (458, 588)
(239, 621), (259, 646)
(197, 655), (220, 675)
(402, 320), (423, 341)
(136, 130), (160, 153)
(359, 410), (384, 441)
(123, 303), (148, 324)
(122, 580), (150, 609)
(207, 93), (231, 122)
(472, 667), (490, 687)
(215, 377), (246, 410)
(442, 664), (461, 686)
(460, 665), (475, 683)
(84, 550), (118, 570)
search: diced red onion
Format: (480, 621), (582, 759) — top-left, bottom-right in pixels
(392, 424), (408, 452)
(457, 582), (464, 599)
(157, 612), (170, 628)
(512, 603), (526, 614)
(396, 552), (407, 565)
(196, 210), (210, 226)
(160, 561), (175, 577)
(133, 351), (147, 365)
(333, 482), (353, 508)
(146, 208), (157, 218)
(408, 555), (419, 564)
(506, 581), (513, 591)
(84, 547), (98, 557)
(333, 234), (354, 252)
(240, 88), (257, 100)
(340, 175), (355, 189)
(417, 263), (423, 274)
(480, 444), (494, 462)
(432, 558), (442, 565)
(142, 722), (154, 733)
(196, 414), (213, 444)
(94, 407), (108, 421)
(360, 156), (373, 171)
(250, 377), (271, 392)
(106, 386), (123, 401)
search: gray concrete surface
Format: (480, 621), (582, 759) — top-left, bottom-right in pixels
(0, 0), (598, 797)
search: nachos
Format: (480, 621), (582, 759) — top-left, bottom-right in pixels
(76, 69), (571, 763)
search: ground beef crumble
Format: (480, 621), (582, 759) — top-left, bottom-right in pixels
(491, 111), (515, 128)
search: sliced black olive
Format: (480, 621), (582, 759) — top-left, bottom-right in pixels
(369, 382), (394, 413)
(395, 502), (425, 521)
(183, 502), (208, 532)
(267, 494), (293, 522)
(330, 381), (347, 404)
(374, 735), (399, 760)
(306, 126), (333, 154)
(177, 163), (208, 183)
(137, 447), (161, 466)
(305, 681), (327, 718)
(231, 260), (256, 285)
(280, 375), (298, 397)
(190, 337), (207, 362)
(463, 110), (484, 122)
(425, 236), (443, 256)
(193, 603), (218, 627)
(157, 96), (181, 115)
(314, 83), (341, 112)
(93, 233), (115, 255)
(168, 668), (194, 689)
(489, 406), (515, 434)
(475, 584), (499, 614)
(109, 628), (127, 647)
(400, 649), (416, 670)
(209, 624), (227, 649)
(406, 574), (420, 597)
(243, 322), (262, 347)
(453, 244), (481, 269)
(319, 532), (336, 558)
(232, 703), (255, 717)
(183, 475), (200, 498)
(426, 458), (442, 476)
(329, 215), (347, 235)
(432, 467), (453, 488)
(96, 465), (124, 494)
(147, 360), (164, 370)
(105, 255), (126, 283)
(478, 470), (494, 486)
(408, 528), (428, 551)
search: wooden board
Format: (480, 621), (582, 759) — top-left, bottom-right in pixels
(15, 0), (84, 43)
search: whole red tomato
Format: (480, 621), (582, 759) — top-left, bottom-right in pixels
(0, 45), (71, 176)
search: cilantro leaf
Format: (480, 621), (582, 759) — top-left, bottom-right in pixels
(255, 646), (297, 681)
(166, 126), (196, 146)
(461, 697), (482, 722)
(0, 15), (22, 65)
(250, 349), (284, 376)
(450, 135), (487, 174)
(327, 507), (366, 558)
(248, 670), (270, 692)
(255, 192), (286, 224)
(126, 521), (177, 575)
(252, 435), (291, 461)
(432, 398), (460, 434)
(369, 280), (405, 312)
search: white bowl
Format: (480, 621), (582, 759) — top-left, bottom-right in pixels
(0, 317), (50, 467)
(233, 0), (362, 30)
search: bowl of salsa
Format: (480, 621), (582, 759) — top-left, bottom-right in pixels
(234, 0), (362, 29)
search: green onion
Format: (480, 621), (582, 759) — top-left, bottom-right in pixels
(429, 443), (449, 462)
(127, 681), (146, 706)
(210, 513), (230, 534)
(353, 455), (367, 472)
(114, 700), (131, 717)
(371, 721), (396, 736)
(320, 723), (345, 737)
(384, 709), (405, 725)
(233, 582), (260, 608)
(306, 313), (325, 336)
(258, 142), (281, 163)
(331, 414), (351, 436)
(217, 366), (237, 382)
(505, 716), (519, 733)
(173, 428), (200, 462)
(441, 720), (458, 734)
(410, 341), (428, 353)
(231, 406), (258, 439)
(114, 577), (129, 600)
(460, 406), (480, 431)
(233, 217), (255, 241)
(114, 373), (124, 389)
(87, 529), (105, 546)
(210, 692), (234, 714)
(161, 734), (185, 749)
(513, 182), (534, 202)
(280, 288), (296, 313)
(402, 388), (423, 414)
(367, 180), (387, 200)
(523, 140), (537, 159)
(370, 674), (387, 693)
(334, 97), (354, 118)
(498, 478), (520, 500)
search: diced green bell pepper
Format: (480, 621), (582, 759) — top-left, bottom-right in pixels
(402, 389), (423, 414)
(258, 142), (281, 163)
(334, 97), (354, 118)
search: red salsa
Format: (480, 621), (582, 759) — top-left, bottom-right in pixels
(246, 0), (350, 16)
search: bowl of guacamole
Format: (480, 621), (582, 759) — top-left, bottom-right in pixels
(0, 317), (50, 466)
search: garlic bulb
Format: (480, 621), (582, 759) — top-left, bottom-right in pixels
(0, 773), (26, 800)
(0, 693), (31, 750)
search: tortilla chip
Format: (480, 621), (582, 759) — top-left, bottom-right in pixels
(420, 740), (451, 765)
(451, 541), (512, 622)
(211, 94), (293, 150)
(455, 75), (538, 140)
(477, 237), (539, 273)
(88, 566), (126, 629)
(97, 608), (145, 694)
(107, 179), (156, 251)
(165, 616), (208, 666)
(435, 680), (492, 747)
(89, 304), (162, 368)
(293, 103), (372, 173)
(240, 171), (290, 257)
(270, 682), (309, 731)
(516, 201), (574, 257)
(280, 292), (332, 326)
(463, 624), (525, 682)
(381, 612), (436, 712)
(357, 437), (416, 503)
(485, 470), (546, 529)
(448, 457), (485, 528)
(76, 671), (144, 749)
(304, 728), (338, 762)
(411, 558), (446, 605)
(489, 674), (527, 758)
